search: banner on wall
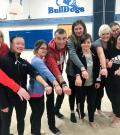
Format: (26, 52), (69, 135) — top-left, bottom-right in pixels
(48, 0), (85, 14)
(29, 0), (93, 19)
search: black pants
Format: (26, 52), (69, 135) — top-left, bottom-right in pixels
(0, 88), (10, 135)
(105, 75), (120, 118)
(29, 96), (44, 135)
(8, 99), (27, 135)
(95, 84), (104, 110)
(67, 75), (77, 111)
(0, 111), (10, 135)
(76, 85), (97, 122)
(46, 80), (64, 129)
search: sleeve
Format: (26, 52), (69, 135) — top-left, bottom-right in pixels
(45, 53), (62, 78)
(0, 69), (20, 92)
(67, 39), (84, 69)
(24, 60), (40, 78)
(32, 58), (56, 83)
(92, 40), (102, 49)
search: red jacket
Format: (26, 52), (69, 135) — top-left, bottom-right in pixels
(0, 69), (20, 92)
(0, 43), (9, 57)
(45, 39), (67, 78)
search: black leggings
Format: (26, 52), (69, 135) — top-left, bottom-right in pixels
(8, 100), (27, 135)
(29, 96), (44, 135)
(67, 75), (77, 111)
(95, 84), (104, 110)
(46, 80), (64, 129)
(76, 85), (97, 122)
(105, 75), (120, 118)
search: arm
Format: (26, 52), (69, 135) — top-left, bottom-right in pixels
(67, 39), (88, 79)
(25, 60), (52, 95)
(46, 54), (71, 95)
(0, 69), (20, 92)
(0, 69), (30, 100)
(96, 47), (108, 77)
(32, 58), (62, 95)
(67, 39), (84, 69)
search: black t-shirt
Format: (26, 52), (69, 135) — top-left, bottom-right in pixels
(105, 48), (120, 78)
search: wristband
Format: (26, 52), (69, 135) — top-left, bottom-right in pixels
(53, 84), (59, 88)
(81, 69), (86, 72)
(76, 74), (80, 77)
(44, 85), (50, 90)
(60, 81), (67, 88)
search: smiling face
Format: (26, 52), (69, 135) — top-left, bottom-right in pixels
(111, 25), (120, 38)
(100, 32), (111, 43)
(37, 43), (48, 58)
(81, 38), (92, 51)
(74, 24), (85, 37)
(10, 37), (25, 54)
(54, 32), (67, 50)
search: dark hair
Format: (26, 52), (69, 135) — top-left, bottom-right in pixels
(10, 35), (24, 49)
(80, 33), (92, 44)
(72, 20), (87, 36)
(76, 33), (92, 52)
(10, 35), (24, 43)
(54, 28), (66, 36)
(33, 40), (48, 54)
(0, 30), (4, 41)
(109, 22), (120, 28)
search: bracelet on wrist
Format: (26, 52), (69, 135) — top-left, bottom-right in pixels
(81, 69), (86, 72)
(44, 85), (50, 90)
(76, 74), (80, 77)
(60, 81), (67, 88)
(53, 84), (59, 88)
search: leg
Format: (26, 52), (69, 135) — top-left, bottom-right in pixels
(87, 85), (97, 122)
(29, 96), (44, 135)
(67, 75), (76, 111)
(78, 87), (86, 119)
(46, 81), (61, 134)
(15, 100), (27, 135)
(0, 88), (12, 135)
(96, 87), (104, 111)
(54, 93), (65, 118)
(67, 75), (77, 123)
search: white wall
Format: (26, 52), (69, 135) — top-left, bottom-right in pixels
(115, 0), (120, 14)
(0, 0), (93, 20)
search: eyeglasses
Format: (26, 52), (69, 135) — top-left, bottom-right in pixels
(39, 47), (48, 50)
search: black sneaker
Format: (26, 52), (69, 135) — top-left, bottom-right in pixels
(55, 112), (64, 119)
(50, 127), (61, 135)
(70, 113), (77, 123)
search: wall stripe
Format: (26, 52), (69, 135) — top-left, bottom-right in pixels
(0, 14), (120, 28)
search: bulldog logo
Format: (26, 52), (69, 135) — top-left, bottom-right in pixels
(56, 0), (79, 8)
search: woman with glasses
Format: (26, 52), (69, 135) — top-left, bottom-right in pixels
(28, 40), (62, 135)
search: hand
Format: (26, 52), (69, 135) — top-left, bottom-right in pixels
(54, 85), (62, 95)
(17, 87), (30, 101)
(95, 83), (100, 89)
(45, 86), (52, 95)
(100, 68), (108, 77)
(75, 75), (82, 87)
(107, 60), (113, 68)
(81, 70), (89, 79)
(63, 86), (71, 95)
(114, 68), (120, 76)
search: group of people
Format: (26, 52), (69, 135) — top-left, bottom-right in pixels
(0, 20), (120, 135)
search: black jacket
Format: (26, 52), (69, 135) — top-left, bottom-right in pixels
(73, 47), (100, 86)
(0, 51), (39, 101)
